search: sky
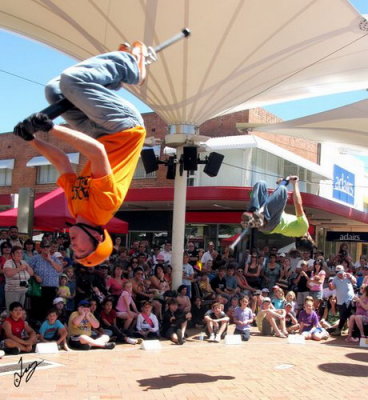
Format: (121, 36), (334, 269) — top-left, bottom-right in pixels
(0, 0), (368, 134)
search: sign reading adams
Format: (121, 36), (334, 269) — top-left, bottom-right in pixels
(326, 231), (368, 242)
(333, 165), (355, 206)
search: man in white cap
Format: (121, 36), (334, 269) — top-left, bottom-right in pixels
(330, 265), (356, 336)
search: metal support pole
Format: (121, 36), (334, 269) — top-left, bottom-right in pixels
(171, 146), (187, 290)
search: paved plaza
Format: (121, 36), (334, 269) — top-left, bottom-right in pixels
(1, 328), (367, 400)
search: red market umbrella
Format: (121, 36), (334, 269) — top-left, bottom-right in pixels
(0, 188), (128, 233)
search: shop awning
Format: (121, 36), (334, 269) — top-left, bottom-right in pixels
(206, 135), (331, 180)
(26, 153), (80, 167)
(0, 159), (14, 169)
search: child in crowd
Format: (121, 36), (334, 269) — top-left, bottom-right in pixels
(226, 296), (240, 324)
(161, 299), (191, 345)
(199, 273), (216, 300)
(320, 295), (340, 333)
(204, 302), (230, 342)
(64, 267), (76, 314)
(53, 297), (69, 325)
(191, 297), (207, 329)
(57, 274), (71, 304)
(272, 288), (286, 313)
(39, 307), (69, 351)
(298, 299), (329, 341)
(68, 299), (115, 350)
(100, 298), (139, 345)
(284, 302), (299, 334)
(285, 291), (297, 313)
(233, 295), (253, 341)
(136, 301), (160, 339)
(1, 302), (37, 354)
(256, 297), (288, 338)
(116, 281), (139, 330)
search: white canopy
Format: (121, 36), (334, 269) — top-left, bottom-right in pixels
(252, 99), (368, 151)
(1, 0), (368, 126)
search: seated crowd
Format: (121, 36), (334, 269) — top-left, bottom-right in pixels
(0, 226), (368, 356)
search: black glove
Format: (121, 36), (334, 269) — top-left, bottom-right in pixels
(13, 112), (54, 141)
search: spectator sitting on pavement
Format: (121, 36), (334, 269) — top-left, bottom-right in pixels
(176, 285), (191, 314)
(233, 295), (253, 341)
(226, 296), (240, 324)
(100, 298), (139, 345)
(1, 301), (37, 355)
(161, 299), (191, 345)
(284, 302), (299, 334)
(345, 285), (368, 343)
(285, 291), (297, 313)
(256, 297), (288, 338)
(204, 302), (230, 343)
(38, 307), (69, 351)
(191, 297), (207, 329)
(116, 281), (139, 331)
(67, 299), (115, 350)
(53, 297), (69, 325)
(136, 301), (160, 340)
(271, 287), (286, 316)
(298, 299), (329, 341)
(319, 295), (340, 333)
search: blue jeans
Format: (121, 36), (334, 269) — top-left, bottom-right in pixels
(249, 181), (288, 231)
(45, 51), (144, 138)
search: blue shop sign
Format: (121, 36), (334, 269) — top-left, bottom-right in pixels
(333, 165), (355, 205)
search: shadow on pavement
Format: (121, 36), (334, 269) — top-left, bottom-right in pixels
(318, 362), (368, 377)
(344, 352), (368, 363)
(137, 373), (235, 390)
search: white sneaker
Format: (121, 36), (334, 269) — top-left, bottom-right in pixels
(0, 350), (4, 358)
(126, 337), (138, 345)
(214, 334), (221, 343)
(209, 333), (215, 341)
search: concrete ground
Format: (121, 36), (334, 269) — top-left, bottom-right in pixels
(1, 328), (367, 400)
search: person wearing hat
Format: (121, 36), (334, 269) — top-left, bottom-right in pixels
(67, 299), (115, 350)
(256, 297), (288, 338)
(14, 43), (156, 268)
(330, 265), (356, 336)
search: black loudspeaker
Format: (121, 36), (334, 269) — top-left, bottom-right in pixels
(204, 152), (224, 177)
(141, 149), (158, 174)
(183, 146), (198, 171)
(166, 156), (176, 179)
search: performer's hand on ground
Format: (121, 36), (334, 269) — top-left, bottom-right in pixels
(14, 112), (54, 141)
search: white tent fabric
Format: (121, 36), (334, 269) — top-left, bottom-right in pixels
(253, 99), (368, 151)
(1, 0), (368, 126)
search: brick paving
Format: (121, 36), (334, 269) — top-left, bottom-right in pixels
(1, 329), (367, 400)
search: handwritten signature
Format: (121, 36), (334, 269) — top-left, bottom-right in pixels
(13, 357), (44, 387)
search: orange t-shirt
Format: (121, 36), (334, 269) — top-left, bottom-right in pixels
(57, 126), (145, 225)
